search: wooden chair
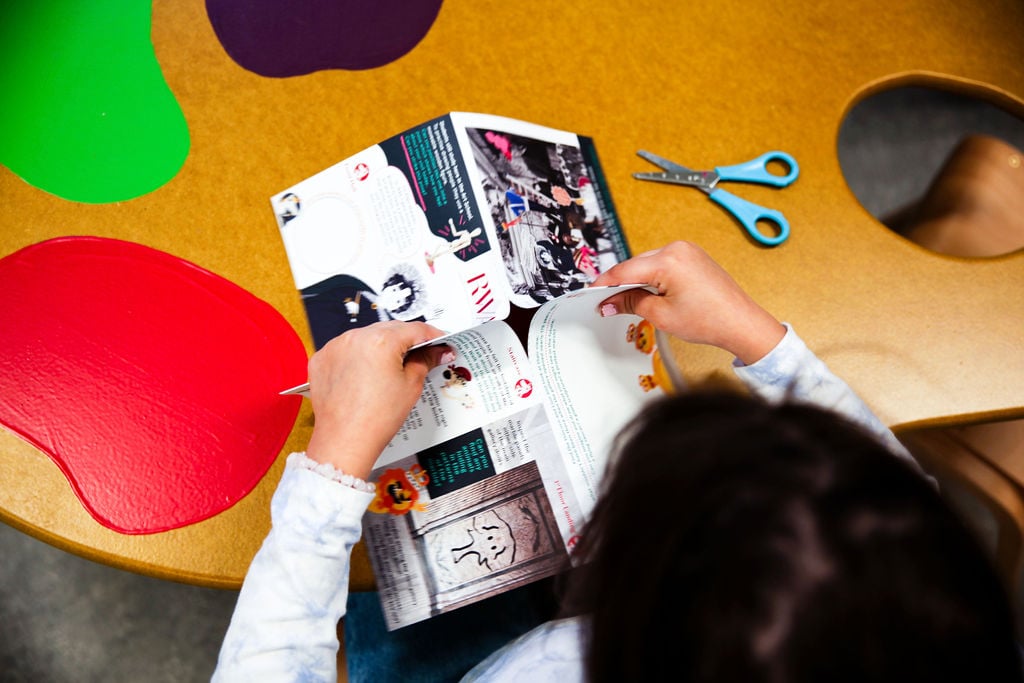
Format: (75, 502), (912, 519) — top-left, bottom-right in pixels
(892, 133), (1024, 596)
(901, 422), (1024, 595)
(886, 134), (1024, 255)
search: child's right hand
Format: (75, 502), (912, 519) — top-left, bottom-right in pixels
(592, 241), (786, 365)
(305, 321), (452, 479)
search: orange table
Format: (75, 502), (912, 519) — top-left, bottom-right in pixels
(1, 0), (1022, 589)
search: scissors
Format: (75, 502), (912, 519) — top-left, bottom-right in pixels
(633, 150), (799, 247)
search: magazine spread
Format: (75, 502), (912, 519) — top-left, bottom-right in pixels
(270, 113), (675, 629)
(271, 112), (629, 349)
(362, 286), (674, 630)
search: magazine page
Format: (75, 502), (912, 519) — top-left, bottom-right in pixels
(375, 320), (548, 467)
(363, 320), (570, 631)
(526, 285), (670, 552)
(270, 114), (510, 349)
(448, 112), (630, 310)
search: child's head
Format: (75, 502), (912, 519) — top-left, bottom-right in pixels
(567, 390), (1021, 683)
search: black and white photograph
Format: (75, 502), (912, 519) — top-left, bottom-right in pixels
(465, 127), (620, 304)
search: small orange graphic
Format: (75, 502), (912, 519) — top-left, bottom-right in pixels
(370, 465), (430, 515)
(626, 319), (656, 354)
(638, 348), (673, 393)
(625, 320), (672, 393)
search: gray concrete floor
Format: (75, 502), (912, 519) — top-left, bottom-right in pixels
(0, 526), (235, 681)
(1, 86), (1023, 682)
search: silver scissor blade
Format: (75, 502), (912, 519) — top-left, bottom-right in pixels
(634, 171), (688, 183)
(635, 151), (717, 192)
(633, 171), (714, 193)
(636, 149), (695, 174)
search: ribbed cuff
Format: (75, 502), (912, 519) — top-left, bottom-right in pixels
(286, 452), (377, 494)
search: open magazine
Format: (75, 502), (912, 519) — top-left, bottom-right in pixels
(271, 113), (679, 629)
(361, 287), (678, 629)
(271, 112), (629, 350)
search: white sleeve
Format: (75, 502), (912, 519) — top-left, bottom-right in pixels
(212, 454), (375, 682)
(461, 618), (587, 682)
(732, 324), (930, 482)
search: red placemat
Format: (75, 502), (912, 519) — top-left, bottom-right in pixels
(0, 237), (307, 533)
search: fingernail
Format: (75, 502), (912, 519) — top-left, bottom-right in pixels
(440, 350), (456, 364)
(600, 303), (618, 317)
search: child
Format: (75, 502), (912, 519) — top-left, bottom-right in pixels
(214, 242), (1021, 682)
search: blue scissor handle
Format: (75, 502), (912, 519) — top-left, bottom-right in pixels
(714, 151), (799, 187)
(708, 188), (790, 246)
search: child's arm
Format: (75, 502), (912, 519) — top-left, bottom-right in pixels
(213, 321), (452, 681)
(733, 324), (928, 478)
(594, 242), (927, 476)
(212, 456), (373, 682)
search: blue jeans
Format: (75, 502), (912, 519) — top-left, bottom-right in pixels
(344, 579), (557, 682)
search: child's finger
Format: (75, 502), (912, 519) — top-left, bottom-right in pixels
(406, 344), (456, 373)
(598, 288), (656, 318)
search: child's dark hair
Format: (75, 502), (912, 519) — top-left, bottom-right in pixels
(564, 390), (1021, 683)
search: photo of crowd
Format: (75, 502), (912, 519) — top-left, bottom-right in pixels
(466, 127), (620, 304)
